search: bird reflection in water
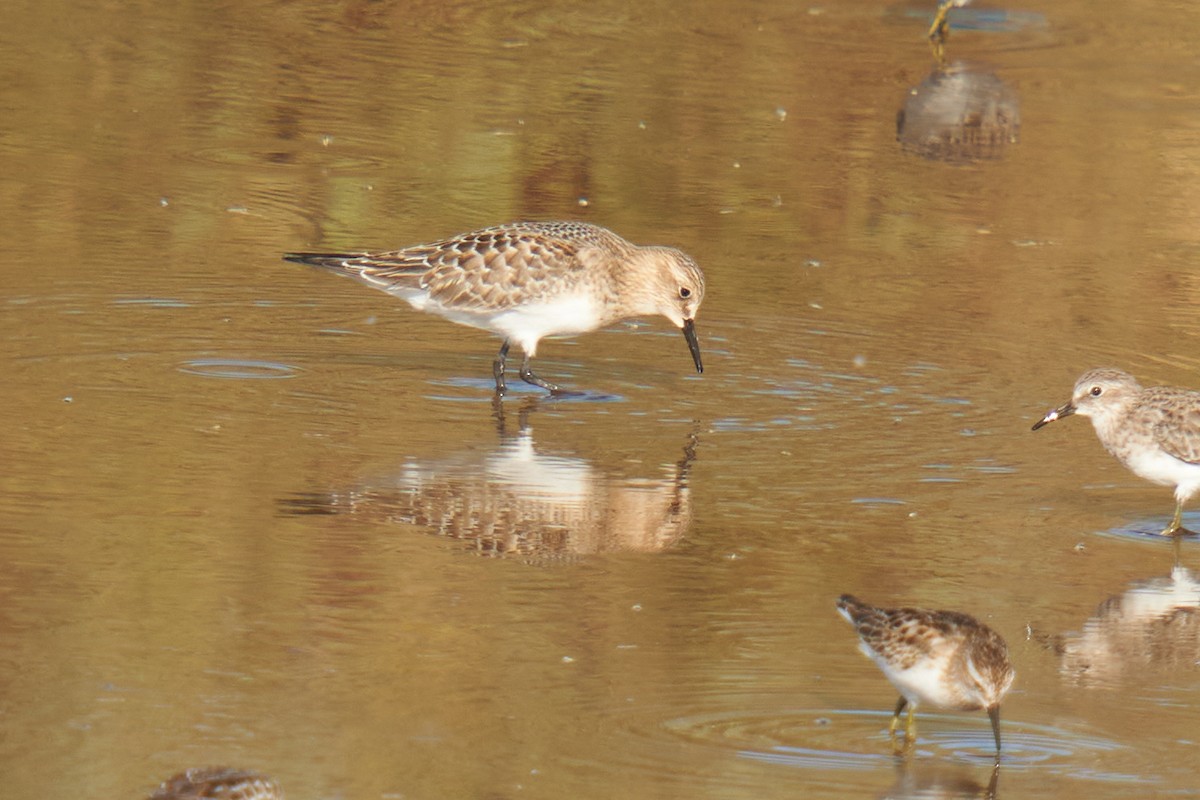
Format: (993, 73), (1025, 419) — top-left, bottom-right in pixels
(897, 61), (1019, 162)
(1037, 558), (1200, 688)
(881, 761), (1000, 800)
(281, 401), (698, 559)
(148, 768), (282, 800)
(897, 1), (1019, 161)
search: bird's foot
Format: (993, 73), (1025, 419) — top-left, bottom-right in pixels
(1161, 505), (1196, 536)
(519, 364), (562, 394)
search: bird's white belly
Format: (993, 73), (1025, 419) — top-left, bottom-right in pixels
(1124, 446), (1200, 494)
(866, 647), (959, 709)
(489, 295), (603, 348)
(384, 286), (603, 354)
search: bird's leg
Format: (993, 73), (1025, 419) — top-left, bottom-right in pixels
(988, 704), (1002, 754)
(1161, 500), (1196, 537)
(927, 0), (955, 65)
(904, 703), (917, 744)
(493, 340), (510, 396)
(927, 0), (954, 44)
(889, 697), (907, 740)
(519, 354), (562, 394)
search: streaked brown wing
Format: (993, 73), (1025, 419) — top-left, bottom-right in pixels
(1149, 389), (1200, 464)
(864, 609), (972, 669)
(358, 227), (588, 310)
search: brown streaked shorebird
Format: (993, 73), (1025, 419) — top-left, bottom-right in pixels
(836, 595), (1015, 753)
(1032, 368), (1200, 536)
(284, 221), (706, 395)
(148, 767), (282, 800)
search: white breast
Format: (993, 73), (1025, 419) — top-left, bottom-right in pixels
(863, 645), (960, 709)
(1124, 446), (1200, 494)
(487, 294), (604, 352)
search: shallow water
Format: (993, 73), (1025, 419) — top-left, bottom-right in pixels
(3, 0), (1200, 797)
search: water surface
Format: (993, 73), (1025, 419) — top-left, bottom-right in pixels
(3, 0), (1200, 797)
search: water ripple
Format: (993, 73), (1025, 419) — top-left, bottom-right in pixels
(177, 359), (301, 380)
(660, 709), (1127, 776)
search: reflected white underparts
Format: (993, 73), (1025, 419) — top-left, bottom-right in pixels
(1044, 565), (1200, 688)
(880, 761), (999, 800)
(281, 405), (697, 559)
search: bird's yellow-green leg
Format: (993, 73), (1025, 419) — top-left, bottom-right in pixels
(1161, 500), (1185, 536)
(927, 0), (954, 64)
(904, 704), (917, 743)
(889, 696), (907, 740)
(888, 697), (912, 755)
(927, 0), (954, 43)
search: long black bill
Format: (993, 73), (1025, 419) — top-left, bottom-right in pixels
(1031, 401), (1075, 431)
(988, 705), (1002, 753)
(681, 318), (703, 374)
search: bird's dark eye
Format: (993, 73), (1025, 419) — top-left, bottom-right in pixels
(1090, 386), (1102, 397)
(679, 287), (691, 299)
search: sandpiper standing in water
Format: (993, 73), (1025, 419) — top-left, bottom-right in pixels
(285, 221), (705, 395)
(1032, 368), (1200, 536)
(835, 595), (1015, 754)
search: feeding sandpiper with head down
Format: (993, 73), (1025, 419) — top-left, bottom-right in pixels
(284, 221), (705, 395)
(1032, 368), (1200, 536)
(835, 595), (1015, 754)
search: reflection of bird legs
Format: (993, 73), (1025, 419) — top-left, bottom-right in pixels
(889, 697), (917, 753)
(927, 0), (957, 64)
(491, 393), (539, 437)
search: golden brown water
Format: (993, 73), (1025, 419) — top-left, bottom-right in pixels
(3, 0), (1200, 797)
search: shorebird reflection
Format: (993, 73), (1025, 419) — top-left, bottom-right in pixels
(897, 61), (1020, 162)
(881, 762), (1000, 800)
(1043, 563), (1200, 688)
(282, 405), (697, 559)
(149, 768), (281, 800)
